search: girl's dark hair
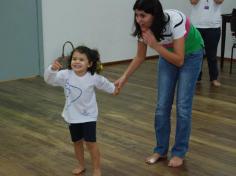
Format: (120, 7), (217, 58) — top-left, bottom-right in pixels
(132, 0), (168, 41)
(68, 46), (101, 75)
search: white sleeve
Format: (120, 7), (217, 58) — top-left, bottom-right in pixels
(44, 65), (67, 87)
(94, 74), (115, 94)
(171, 13), (186, 39)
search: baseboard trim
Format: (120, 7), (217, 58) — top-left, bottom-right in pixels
(103, 55), (159, 66)
(0, 75), (39, 83)
(103, 56), (235, 66)
(217, 57), (236, 62)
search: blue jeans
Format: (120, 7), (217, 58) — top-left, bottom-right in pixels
(154, 49), (203, 158)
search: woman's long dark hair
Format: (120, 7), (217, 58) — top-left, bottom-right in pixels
(68, 46), (101, 75)
(132, 0), (168, 41)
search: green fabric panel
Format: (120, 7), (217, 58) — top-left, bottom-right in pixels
(184, 24), (204, 54)
(167, 24), (204, 55)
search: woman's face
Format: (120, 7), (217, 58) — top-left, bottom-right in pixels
(135, 9), (154, 32)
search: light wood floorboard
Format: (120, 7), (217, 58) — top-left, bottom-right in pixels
(0, 59), (235, 176)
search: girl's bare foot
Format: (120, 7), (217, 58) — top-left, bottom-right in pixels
(145, 153), (167, 164)
(168, 156), (184, 167)
(93, 169), (101, 176)
(72, 166), (86, 175)
(93, 169), (102, 176)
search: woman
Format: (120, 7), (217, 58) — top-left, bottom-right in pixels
(190, 0), (224, 86)
(115, 0), (204, 167)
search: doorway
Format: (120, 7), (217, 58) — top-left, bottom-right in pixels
(0, 0), (43, 81)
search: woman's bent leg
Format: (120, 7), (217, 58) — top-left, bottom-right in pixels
(171, 50), (203, 159)
(154, 57), (178, 155)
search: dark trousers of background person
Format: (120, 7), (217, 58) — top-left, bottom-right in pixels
(197, 28), (221, 81)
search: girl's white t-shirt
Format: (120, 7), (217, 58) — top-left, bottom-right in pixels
(190, 0), (222, 28)
(44, 66), (115, 123)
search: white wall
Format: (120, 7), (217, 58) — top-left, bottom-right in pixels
(160, 0), (236, 59)
(42, 0), (155, 68)
(42, 0), (236, 68)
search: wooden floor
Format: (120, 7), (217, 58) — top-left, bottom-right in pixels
(0, 59), (235, 176)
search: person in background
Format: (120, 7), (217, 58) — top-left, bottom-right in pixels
(190, 0), (224, 86)
(115, 0), (204, 167)
(44, 46), (116, 176)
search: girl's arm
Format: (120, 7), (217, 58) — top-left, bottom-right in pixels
(115, 41), (147, 92)
(44, 60), (66, 87)
(190, 0), (200, 5)
(94, 74), (115, 94)
(142, 30), (185, 67)
(214, 0), (224, 4)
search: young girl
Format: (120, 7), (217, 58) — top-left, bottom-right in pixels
(44, 46), (116, 176)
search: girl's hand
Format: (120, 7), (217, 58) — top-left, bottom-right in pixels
(51, 60), (62, 71)
(114, 74), (128, 95)
(190, 0), (200, 5)
(142, 29), (160, 49)
(113, 85), (119, 96)
(214, 0), (224, 4)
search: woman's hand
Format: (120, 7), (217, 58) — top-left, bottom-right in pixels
(114, 74), (128, 95)
(51, 60), (62, 71)
(142, 28), (185, 67)
(142, 29), (160, 49)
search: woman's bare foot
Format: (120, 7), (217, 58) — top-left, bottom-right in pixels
(145, 153), (167, 164)
(168, 156), (184, 167)
(72, 166), (86, 175)
(93, 169), (101, 176)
